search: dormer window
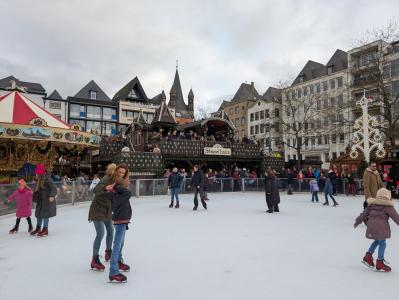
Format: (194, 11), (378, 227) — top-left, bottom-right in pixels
(90, 91), (97, 100)
(128, 88), (138, 99)
(327, 65), (333, 75)
(299, 75), (305, 83)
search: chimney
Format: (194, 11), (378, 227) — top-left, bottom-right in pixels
(10, 80), (17, 90)
(251, 81), (254, 87)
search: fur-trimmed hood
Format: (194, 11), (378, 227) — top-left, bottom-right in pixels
(367, 197), (394, 207)
(366, 167), (380, 176)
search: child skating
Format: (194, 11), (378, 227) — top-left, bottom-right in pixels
(7, 178), (33, 233)
(354, 188), (399, 272)
(309, 178), (319, 202)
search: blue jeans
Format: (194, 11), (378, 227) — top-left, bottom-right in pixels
(324, 193), (337, 204)
(368, 240), (386, 260)
(36, 218), (49, 227)
(92, 220), (114, 256)
(109, 224), (127, 276)
(170, 187), (180, 204)
(311, 191), (319, 202)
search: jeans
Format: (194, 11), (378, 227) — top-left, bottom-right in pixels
(194, 187), (206, 208)
(37, 218), (49, 228)
(311, 191), (319, 202)
(92, 220), (114, 256)
(109, 224), (126, 276)
(170, 187), (180, 204)
(324, 193), (337, 204)
(368, 239), (386, 260)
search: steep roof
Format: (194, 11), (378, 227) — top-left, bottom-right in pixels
(153, 100), (176, 124)
(169, 69), (189, 113)
(188, 88), (194, 98)
(326, 49), (348, 72)
(74, 80), (111, 101)
(112, 77), (148, 103)
(231, 82), (260, 102)
(218, 100), (230, 111)
(292, 60), (326, 85)
(0, 75), (46, 95)
(148, 90), (166, 106)
(46, 89), (63, 100)
(263, 87), (282, 101)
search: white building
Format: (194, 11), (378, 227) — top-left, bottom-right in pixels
(44, 90), (68, 122)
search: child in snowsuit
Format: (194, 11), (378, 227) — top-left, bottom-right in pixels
(8, 178), (33, 233)
(309, 179), (319, 202)
(354, 188), (399, 272)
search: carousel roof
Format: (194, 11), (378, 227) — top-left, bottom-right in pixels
(0, 91), (70, 129)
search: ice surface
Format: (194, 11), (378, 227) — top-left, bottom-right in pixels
(1, 192), (399, 300)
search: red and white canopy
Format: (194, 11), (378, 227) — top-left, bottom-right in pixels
(0, 91), (69, 129)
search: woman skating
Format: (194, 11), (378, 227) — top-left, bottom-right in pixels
(323, 175), (338, 207)
(264, 168), (280, 213)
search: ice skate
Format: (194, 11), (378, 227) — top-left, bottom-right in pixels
(37, 227), (48, 237)
(361, 252), (374, 268)
(376, 259), (391, 272)
(105, 249), (112, 262)
(28, 224), (33, 233)
(9, 225), (19, 234)
(118, 260), (130, 272)
(169, 203), (173, 208)
(175, 203), (179, 208)
(30, 226), (41, 236)
(109, 273), (127, 283)
(91, 255), (105, 271)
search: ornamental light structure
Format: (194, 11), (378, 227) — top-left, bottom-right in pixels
(349, 90), (385, 163)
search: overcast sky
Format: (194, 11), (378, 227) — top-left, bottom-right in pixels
(0, 0), (398, 112)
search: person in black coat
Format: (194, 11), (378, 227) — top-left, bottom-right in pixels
(265, 168), (281, 213)
(168, 168), (183, 208)
(191, 165), (207, 211)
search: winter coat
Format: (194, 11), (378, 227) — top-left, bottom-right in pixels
(265, 176), (280, 205)
(168, 172), (183, 189)
(34, 177), (57, 219)
(105, 185), (132, 224)
(8, 187), (33, 218)
(191, 170), (204, 188)
(89, 178), (100, 191)
(309, 179), (319, 192)
(88, 175), (114, 222)
(354, 197), (399, 240)
(363, 168), (384, 200)
(314, 169), (321, 179)
(323, 178), (333, 194)
(287, 172), (294, 184)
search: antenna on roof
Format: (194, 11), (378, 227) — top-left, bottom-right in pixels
(176, 59), (179, 70)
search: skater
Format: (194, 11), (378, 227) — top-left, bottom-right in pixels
(354, 188), (399, 272)
(191, 165), (207, 211)
(168, 167), (183, 208)
(88, 163), (116, 271)
(107, 163), (132, 283)
(7, 178), (33, 233)
(363, 161), (384, 209)
(323, 174), (338, 206)
(30, 164), (57, 237)
(309, 178), (319, 202)
(287, 168), (294, 195)
(264, 168), (280, 213)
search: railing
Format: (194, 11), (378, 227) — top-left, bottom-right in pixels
(113, 152), (163, 173)
(1, 178), (372, 216)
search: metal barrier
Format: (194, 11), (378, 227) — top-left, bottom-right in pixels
(0, 178), (367, 216)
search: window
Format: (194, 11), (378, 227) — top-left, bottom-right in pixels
(327, 66), (333, 75)
(87, 106), (101, 119)
(332, 134), (337, 144)
(103, 107), (117, 121)
(337, 77), (343, 88)
(260, 124), (265, 133)
(298, 89), (302, 98)
(90, 91), (97, 100)
(337, 94), (344, 106)
(235, 118), (239, 126)
(299, 75), (304, 83)
(323, 117), (329, 126)
(324, 135), (329, 144)
(330, 79), (336, 89)
(104, 122), (117, 136)
(316, 83), (321, 93)
(311, 137), (315, 145)
(143, 112), (154, 123)
(309, 85), (314, 94)
(316, 119), (321, 128)
(250, 126), (254, 134)
(86, 121), (101, 134)
(255, 112), (259, 121)
(322, 81), (328, 91)
(241, 129), (245, 137)
(304, 137), (309, 146)
(338, 114), (344, 122)
(291, 90), (295, 99)
(128, 89), (138, 99)
(339, 133), (345, 143)
(265, 109), (270, 118)
(304, 122), (308, 130)
(70, 104), (85, 118)
(260, 110), (265, 119)
(303, 86), (308, 96)
(229, 108), (233, 115)
(325, 152), (330, 162)
(275, 108), (280, 117)
(242, 106), (245, 111)
(255, 125), (259, 134)
(332, 152), (337, 160)
(49, 101), (61, 109)
(330, 97), (336, 107)
(317, 136), (322, 145)
(235, 107), (239, 114)
(122, 110), (133, 118)
(286, 108), (290, 117)
(250, 113), (254, 122)
(316, 99), (321, 110)
(274, 122), (280, 132)
(241, 117), (245, 126)
(323, 98), (328, 109)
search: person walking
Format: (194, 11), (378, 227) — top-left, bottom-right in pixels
(309, 178), (319, 203)
(7, 178), (33, 233)
(88, 163), (116, 271)
(30, 164), (57, 237)
(265, 168), (280, 213)
(191, 165), (207, 211)
(363, 161), (384, 209)
(354, 188), (399, 272)
(323, 173), (338, 206)
(168, 167), (183, 208)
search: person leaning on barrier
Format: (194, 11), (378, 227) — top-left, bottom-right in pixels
(363, 161), (384, 209)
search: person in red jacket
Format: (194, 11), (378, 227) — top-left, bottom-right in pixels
(8, 178), (33, 233)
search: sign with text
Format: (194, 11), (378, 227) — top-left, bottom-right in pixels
(204, 144), (231, 156)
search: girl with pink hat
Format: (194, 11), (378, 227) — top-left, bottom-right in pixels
(7, 178), (33, 233)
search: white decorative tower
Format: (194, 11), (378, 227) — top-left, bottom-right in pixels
(350, 90), (386, 163)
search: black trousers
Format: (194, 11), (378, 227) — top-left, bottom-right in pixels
(266, 196), (279, 212)
(194, 187), (207, 208)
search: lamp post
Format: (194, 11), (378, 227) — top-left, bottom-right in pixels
(350, 90), (385, 163)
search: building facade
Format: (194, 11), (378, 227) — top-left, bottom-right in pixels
(43, 90), (68, 122)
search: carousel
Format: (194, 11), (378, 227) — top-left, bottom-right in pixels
(0, 91), (100, 182)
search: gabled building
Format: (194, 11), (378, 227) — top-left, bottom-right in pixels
(0, 75), (46, 106)
(67, 80), (117, 136)
(168, 68), (194, 124)
(44, 90), (68, 122)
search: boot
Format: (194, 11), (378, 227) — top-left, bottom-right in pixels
(105, 249), (112, 262)
(376, 259), (391, 272)
(28, 224), (33, 233)
(362, 252), (375, 268)
(333, 202), (339, 207)
(193, 206), (197, 211)
(169, 203), (173, 208)
(109, 273), (127, 283)
(91, 255), (105, 271)
(37, 227), (48, 237)
(323, 202), (329, 206)
(266, 209), (273, 213)
(9, 225), (19, 234)
(175, 203), (179, 208)
(30, 226), (41, 236)
(118, 260), (130, 272)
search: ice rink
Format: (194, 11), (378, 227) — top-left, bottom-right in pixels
(1, 192), (399, 300)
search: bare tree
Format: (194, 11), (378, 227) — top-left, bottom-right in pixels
(195, 105), (211, 121)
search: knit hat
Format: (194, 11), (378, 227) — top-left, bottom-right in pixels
(35, 164), (46, 175)
(376, 188), (391, 201)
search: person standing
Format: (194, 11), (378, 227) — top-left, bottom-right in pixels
(265, 168), (280, 213)
(287, 168), (294, 195)
(309, 178), (319, 203)
(7, 178), (33, 233)
(363, 161), (384, 209)
(88, 163), (116, 271)
(323, 173), (338, 206)
(346, 173), (356, 196)
(30, 164), (57, 237)
(191, 165), (207, 211)
(168, 167), (183, 208)
(107, 163), (132, 283)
